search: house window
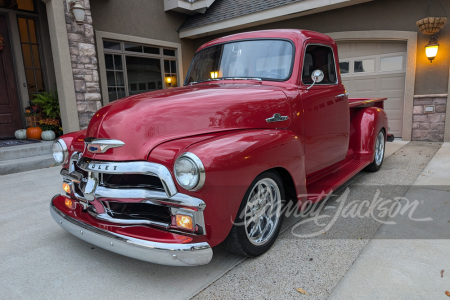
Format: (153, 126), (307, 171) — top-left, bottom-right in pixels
(102, 40), (178, 101)
(17, 16), (45, 102)
(0, 0), (36, 12)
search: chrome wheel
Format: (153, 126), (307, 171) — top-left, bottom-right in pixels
(374, 131), (385, 166)
(244, 178), (282, 246)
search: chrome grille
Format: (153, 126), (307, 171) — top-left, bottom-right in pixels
(103, 201), (171, 224)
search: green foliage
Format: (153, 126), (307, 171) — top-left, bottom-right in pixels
(32, 90), (60, 119)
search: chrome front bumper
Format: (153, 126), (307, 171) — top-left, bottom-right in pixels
(50, 201), (213, 266)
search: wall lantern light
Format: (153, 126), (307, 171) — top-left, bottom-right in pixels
(425, 36), (439, 62)
(416, 0), (447, 64)
(67, 1), (86, 24)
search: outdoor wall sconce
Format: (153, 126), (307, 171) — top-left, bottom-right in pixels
(210, 71), (219, 79)
(425, 35), (439, 62)
(416, 0), (447, 63)
(67, 0), (86, 24)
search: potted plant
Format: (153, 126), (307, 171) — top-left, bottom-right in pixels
(32, 90), (60, 119)
(39, 118), (62, 140)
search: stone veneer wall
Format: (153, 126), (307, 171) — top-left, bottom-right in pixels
(412, 95), (447, 142)
(64, 0), (101, 129)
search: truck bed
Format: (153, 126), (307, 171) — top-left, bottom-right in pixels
(349, 98), (387, 108)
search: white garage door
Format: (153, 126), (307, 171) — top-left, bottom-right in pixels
(337, 41), (407, 137)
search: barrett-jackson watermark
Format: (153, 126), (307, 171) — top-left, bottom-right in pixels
(235, 187), (434, 238)
(288, 188), (432, 238)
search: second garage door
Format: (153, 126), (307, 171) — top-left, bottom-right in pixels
(337, 41), (407, 138)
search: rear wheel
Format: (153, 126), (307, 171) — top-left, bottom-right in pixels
(365, 130), (385, 172)
(224, 171), (285, 257)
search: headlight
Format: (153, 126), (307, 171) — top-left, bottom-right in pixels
(52, 139), (69, 164)
(174, 152), (205, 191)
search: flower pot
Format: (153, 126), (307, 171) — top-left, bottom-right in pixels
(41, 130), (56, 141)
(26, 115), (42, 127)
(15, 129), (27, 140)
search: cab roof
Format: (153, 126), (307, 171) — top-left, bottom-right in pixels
(197, 29), (335, 52)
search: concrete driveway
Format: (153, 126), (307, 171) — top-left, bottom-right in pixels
(4, 140), (447, 299)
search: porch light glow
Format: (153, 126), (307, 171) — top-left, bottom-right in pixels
(425, 36), (439, 63)
(176, 214), (193, 230)
(210, 71), (219, 79)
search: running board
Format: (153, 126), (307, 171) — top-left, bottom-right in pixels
(306, 156), (371, 202)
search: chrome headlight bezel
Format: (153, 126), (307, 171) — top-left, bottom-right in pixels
(173, 152), (205, 191)
(52, 139), (69, 164)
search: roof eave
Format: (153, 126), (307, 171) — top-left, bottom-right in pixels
(179, 0), (374, 39)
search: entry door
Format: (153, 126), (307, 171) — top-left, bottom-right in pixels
(0, 15), (22, 138)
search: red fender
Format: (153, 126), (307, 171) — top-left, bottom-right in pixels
(349, 107), (388, 160)
(149, 129), (306, 247)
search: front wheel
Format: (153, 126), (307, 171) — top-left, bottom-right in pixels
(224, 171), (285, 257)
(365, 130), (385, 172)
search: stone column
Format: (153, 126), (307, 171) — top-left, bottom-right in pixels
(412, 94), (447, 142)
(64, 0), (102, 129)
(41, 0), (80, 133)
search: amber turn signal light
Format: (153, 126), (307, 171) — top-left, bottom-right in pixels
(63, 182), (71, 194)
(176, 215), (193, 230)
(64, 198), (76, 210)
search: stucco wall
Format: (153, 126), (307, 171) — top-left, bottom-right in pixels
(90, 0), (195, 80)
(192, 0), (450, 95)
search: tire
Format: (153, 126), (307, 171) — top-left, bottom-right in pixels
(224, 171), (285, 257)
(365, 129), (385, 172)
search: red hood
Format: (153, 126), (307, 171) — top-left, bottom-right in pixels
(84, 83), (291, 161)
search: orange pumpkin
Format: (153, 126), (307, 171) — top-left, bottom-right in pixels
(26, 127), (43, 140)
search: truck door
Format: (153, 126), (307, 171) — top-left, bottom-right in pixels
(300, 43), (349, 176)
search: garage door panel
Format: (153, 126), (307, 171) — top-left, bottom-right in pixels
(337, 41), (406, 137)
(386, 109), (403, 120)
(337, 41), (407, 59)
(379, 75), (405, 91)
(353, 77), (377, 92)
(388, 120), (402, 136)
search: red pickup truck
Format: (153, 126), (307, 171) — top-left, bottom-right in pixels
(50, 29), (390, 266)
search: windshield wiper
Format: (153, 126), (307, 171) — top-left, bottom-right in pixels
(219, 77), (262, 81)
(189, 77), (262, 85)
(189, 78), (222, 85)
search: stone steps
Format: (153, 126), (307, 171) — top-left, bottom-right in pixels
(0, 141), (58, 175)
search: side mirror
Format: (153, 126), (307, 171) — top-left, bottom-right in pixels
(312, 70), (324, 83)
(307, 70), (324, 90)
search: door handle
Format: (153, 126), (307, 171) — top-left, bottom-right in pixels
(336, 93), (348, 98)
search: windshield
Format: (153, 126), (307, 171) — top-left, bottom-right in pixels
(185, 39), (294, 84)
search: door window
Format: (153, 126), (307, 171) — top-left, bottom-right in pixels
(302, 44), (337, 85)
(17, 16), (45, 102)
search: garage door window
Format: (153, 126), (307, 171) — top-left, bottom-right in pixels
(302, 44), (337, 85)
(379, 56), (403, 72)
(354, 58), (375, 73)
(340, 53), (405, 76)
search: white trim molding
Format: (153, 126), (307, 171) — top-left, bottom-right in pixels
(95, 31), (183, 105)
(327, 31), (417, 141)
(179, 0), (373, 39)
(445, 62), (450, 142)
